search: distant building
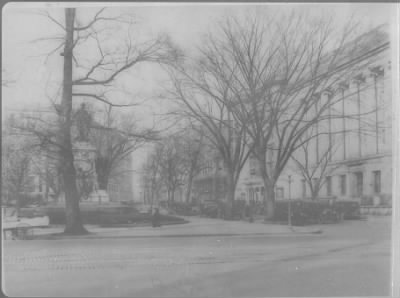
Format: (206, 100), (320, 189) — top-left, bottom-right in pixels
(2, 106), (135, 204)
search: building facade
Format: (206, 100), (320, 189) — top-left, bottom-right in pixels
(238, 25), (392, 206)
(191, 25), (393, 209)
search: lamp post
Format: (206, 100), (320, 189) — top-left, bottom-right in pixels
(288, 175), (292, 227)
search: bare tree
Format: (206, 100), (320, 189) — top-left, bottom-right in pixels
(141, 148), (163, 208)
(291, 128), (341, 201)
(155, 136), (187, 206)
(1, 118), (36, 212)
(178, 126), (207, 203)
(90, 105), (157, 192)
(176, 11), (384, 219)
(166, 67), (253, 218)
(37, 7), (179, 234)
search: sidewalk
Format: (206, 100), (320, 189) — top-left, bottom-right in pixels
(29, 216), (323, 240)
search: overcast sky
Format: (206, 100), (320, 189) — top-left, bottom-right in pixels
(2, 2), (396, 198)
(2, 3), (395, 112)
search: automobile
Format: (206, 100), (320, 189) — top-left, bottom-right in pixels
(273, 200), (308, 226)
(302, 200), (341, 224)
(273, 199), (341, 225)
(191, 206), (201, 215)
(334, 200), (361, 219)
(201, 200), (219, 218)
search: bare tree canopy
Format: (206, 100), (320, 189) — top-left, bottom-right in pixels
(165, 10), (386, 219)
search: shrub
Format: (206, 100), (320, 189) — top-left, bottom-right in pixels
(273, 199), (342, 225)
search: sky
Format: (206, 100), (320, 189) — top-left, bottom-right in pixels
(2, 2), (397, 199)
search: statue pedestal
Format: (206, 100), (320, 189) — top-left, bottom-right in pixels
(88, 190), (110, 204)
(72, 141), (97, 171)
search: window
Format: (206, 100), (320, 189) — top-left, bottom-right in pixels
(340, 175), (346, 196)
(373, 171), (381, 193)
(355, 172), (363, 197)
(301, 179), (306, 198)
(326, 176), (332, 196)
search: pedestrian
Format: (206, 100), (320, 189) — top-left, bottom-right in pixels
(152, 208), (161, 228)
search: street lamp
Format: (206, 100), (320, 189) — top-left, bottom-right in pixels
(288, 175), (293, 227)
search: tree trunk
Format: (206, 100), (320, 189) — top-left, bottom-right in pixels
(311, 182), (320, 201)
(60, 8), (87, 235)
(15, 191), (21, 217)
(263, 179), (276, 220)
(224, 173), (235, 220)
(97, 170), (109, 190)
(185, 170), (194, 203)
(95, 157), (110, 190)
(170, 187), (175, 204)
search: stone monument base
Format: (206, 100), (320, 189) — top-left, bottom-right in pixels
(87, 190), (110, 203)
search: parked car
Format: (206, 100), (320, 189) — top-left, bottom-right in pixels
(334, 200), (361, 219)
(273, 200), (308, 226)
(201, 200), (219, 218)
(273, 199), (341, 226)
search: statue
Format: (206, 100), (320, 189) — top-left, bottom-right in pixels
(75, 103), (92, 142)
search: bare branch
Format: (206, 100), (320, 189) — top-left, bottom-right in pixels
(72, 92), (139, 107)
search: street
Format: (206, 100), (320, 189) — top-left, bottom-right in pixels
(2, 216), (392, 297)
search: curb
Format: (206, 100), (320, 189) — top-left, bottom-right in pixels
(19, 229), (324, 241)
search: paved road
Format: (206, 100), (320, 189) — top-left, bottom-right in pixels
(2, 216), (392, 297)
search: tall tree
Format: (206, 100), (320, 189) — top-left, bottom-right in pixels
(40, 7), (178, 234)
(166, 69), (253, 218)
(58, 8), (85, 234)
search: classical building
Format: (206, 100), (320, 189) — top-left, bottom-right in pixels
(190, 25), (392, 209)
(238, 24), (392, 206)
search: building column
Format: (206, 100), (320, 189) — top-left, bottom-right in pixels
(324, 88), (334, 161)
(353, 74), (366, 158)
(338, 81), (349, 160)
(369, 65), (384, 155)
